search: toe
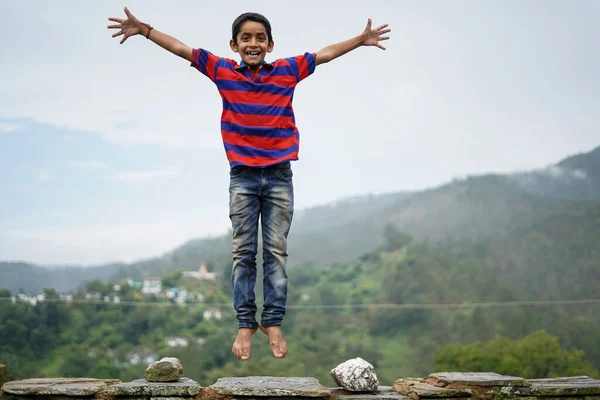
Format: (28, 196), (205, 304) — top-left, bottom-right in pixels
(241, 343), (252, 360)
(271, 343), (284, 358)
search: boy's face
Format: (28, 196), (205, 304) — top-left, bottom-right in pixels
(230, 21), (274, 69)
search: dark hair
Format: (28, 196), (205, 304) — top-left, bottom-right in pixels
(232, 12), (273, 44)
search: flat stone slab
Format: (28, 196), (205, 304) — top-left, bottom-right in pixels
(333, 393), (410, 400)
(332, 386), (410, 400)
(523, 398), (600, 400)
(394, 379), (472, 398)
(100, 378), (202, 397)
(425, 373), (530, 387)
(150, 398), (195, 400)
(1, 378), (120, 396)
(527, 376), (600, 396)
(210, 377), (330, 397)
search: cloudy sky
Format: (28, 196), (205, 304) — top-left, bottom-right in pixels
(1, 0), (599, 265)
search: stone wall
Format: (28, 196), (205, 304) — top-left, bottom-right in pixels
(1, 372), (600, 400)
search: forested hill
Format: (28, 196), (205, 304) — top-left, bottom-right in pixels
(1, 145), (599, 294)
(509, 145), (600, 200)
(2, 227), (598, 384)
(0, 262), (123, 295)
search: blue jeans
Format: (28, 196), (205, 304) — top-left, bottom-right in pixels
(229, 162), (294, 329)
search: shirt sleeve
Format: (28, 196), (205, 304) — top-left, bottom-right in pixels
(190, 48), (221, 82)
(285, 52), (317, 83)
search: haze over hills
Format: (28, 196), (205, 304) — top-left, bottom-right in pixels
(509, 145), (600, 200)
(1, 145), (599, 294)
(0, 262), (124, 295)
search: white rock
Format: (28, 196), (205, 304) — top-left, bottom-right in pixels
(330, 357), (379, 392)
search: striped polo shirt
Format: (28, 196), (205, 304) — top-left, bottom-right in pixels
(191, 48), (316, 168)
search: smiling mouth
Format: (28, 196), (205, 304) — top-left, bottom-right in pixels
(246, 51), (261, 58)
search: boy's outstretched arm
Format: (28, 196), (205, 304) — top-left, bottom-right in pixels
(108, 7), (193, 62)
(315, 18), (390, 65)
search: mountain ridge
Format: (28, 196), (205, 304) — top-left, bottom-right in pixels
(1, 144), (599, 293)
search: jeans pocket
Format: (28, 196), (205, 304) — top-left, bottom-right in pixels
(275, 164), (293, 180)
(230, 166), (246, 179)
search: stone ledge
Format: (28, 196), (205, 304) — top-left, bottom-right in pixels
(393, 378), (472, 399)
(2, 374), (600, 400)
(425, 373), (530, 388)
(2, 378), (120, 396)
(527, 377), (600, 397)
(330, 385), (409, 400)
(209, 377), (330, 398)
(392, 373), (600, 400)
(101, 378), (202, 397)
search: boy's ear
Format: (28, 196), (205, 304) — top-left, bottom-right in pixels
(267, 40), (274, 53)
(230, 39), (239, 53)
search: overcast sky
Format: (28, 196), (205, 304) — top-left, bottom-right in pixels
(1, 0), (599, 265)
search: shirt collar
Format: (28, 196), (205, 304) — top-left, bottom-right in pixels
(235, 60), (274, 71)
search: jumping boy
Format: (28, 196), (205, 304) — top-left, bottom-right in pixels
(108, 7), (390, 361)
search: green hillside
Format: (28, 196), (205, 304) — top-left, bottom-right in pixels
(478, 200), (600, 299)
(1, 234), (598, 385)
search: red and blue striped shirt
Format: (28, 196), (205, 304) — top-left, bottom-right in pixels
(191, 48), (316, 168)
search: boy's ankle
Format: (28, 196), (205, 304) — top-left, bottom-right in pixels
(259, 324), (282, 334)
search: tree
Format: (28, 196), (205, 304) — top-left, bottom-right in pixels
(161, 269), (183, 289)
(434, 330), (599, 378)
(381, 224), (412, 251)
(86, 280), (110, 295)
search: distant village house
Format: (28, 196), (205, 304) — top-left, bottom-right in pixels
(182, 264), (216, 281)
(141, 277), (162, 295)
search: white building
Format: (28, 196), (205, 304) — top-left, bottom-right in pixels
(167, 288), (194, 304)
(141, 277), (162, 295)
(166, 337), (190, 347)
(182, 264), (217, 281)
(59, 293), (73, 302)
(203, 308), (223, 320)
(127, 352), (157, 365)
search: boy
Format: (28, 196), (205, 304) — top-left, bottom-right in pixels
(108, 7), (390, 361)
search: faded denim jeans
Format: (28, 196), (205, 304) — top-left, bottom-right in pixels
(229, 162), (294, 329)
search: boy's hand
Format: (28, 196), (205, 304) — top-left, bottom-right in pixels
(361, 18), (391, 50)
(315, 18), (391, 65)
(108, 7), (144, 44)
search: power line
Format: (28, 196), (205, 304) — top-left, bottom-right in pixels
(1, 297), (600, 310)
(305, 298), (600, 310)
(0, 297), (231, 308)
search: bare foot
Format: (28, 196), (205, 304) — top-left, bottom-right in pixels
(232, 327), (257, 361)
(259, 324), (288, 359)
